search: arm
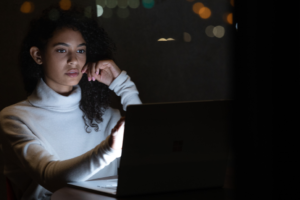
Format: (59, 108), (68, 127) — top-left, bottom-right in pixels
(0, 110), (121, 193)
(109, 71), (142, 111)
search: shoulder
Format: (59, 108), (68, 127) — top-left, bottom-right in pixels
(0, 100), (33, 122)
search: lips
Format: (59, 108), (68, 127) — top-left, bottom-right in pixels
(65, 69), (79, 77)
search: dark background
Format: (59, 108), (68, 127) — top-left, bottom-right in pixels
(0, 0), (278, 199)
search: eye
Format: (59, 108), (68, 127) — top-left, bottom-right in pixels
(77, 49), (86, 53)
(57, 49), (66, 53)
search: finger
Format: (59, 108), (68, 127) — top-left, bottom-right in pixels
(91, 62), (96, 81)
(87, 63), (92, 81)
(115, 117), (125, 130)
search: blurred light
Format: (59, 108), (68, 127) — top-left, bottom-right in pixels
(59, 0), (71, 10)
(230, 0), (234, 6)
(102, 7), (113, 18)
(142, 0), (155, 9)
(227, 13), (233, 24)
(166, 38), (175, 41)
(118, 0), (128, 8)
(192, 2), (204, 14)
(128, 0), (140, 8)
(183, 32), (192, 42)
(213, 26), (225, 38)
(106, 0), (117, 8)
(20, 1), (34, 13)
(186, 0), (194, 2)
(84, 6), (92, 18)
(158, 38), (167, 41)
(96, 5), (104, 17)
(205, 25), (214, 37)
(48, 8), (60, 21)
(96, 0), (106, 8)
(199, 7), (211, 19)
(236, 23), (238, 30)
(117, 7), (130, 18)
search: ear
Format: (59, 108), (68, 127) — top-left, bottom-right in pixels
(30, 46), (43, 65)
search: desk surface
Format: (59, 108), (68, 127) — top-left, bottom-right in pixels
(51, 166), (235, 200)
(51, 186), (234, 200)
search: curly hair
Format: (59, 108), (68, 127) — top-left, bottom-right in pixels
(19, 5), (116, 133)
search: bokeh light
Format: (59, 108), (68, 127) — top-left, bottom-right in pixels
(142, 0), (155, 9)
(106, 0), (117, 8)
(183, 32), (192, 42)
(213, 26), (225, 38)
(84, 6), (92, 18)
(227, 13), (233, 24)
(96, 0), (106, 8)
(128, 0), (140, 8)
(96, 5), (104, 17)
(230, 0), (234, 6)
(192, 2), (204, 14)
(102, 7), (113, 18)
(117, 7), (130, 18)
(118, 0), (128, 8)
(59, 0), (71, 10)
(199, 7), (211, 19)
(20, 1), (34, 13)
(48, 8), (60, 21)
(166, 38), (175, 41)
(158, 38), (168, 41)
(205, 25), (214, 37)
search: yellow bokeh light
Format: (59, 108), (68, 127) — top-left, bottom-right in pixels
(20, 1), (34, 13)
(192, 2), (204, 14)
(227, 13), (233, 24)
(59, 0), (71, 10)
(199, 7), (211, 19)
(230, 0), (234, 6)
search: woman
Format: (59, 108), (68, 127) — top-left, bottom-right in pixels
(0, 6), (141, 200)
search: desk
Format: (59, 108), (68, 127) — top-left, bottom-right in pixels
(51, 167), (235, 200)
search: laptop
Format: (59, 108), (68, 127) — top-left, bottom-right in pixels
(68, 100), (232, 197)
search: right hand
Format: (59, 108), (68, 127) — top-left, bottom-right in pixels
(108, 117), (125, 150)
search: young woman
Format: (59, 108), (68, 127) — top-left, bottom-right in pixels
(0, 6), (141, 200)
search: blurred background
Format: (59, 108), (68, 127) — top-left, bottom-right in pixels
(0, 0), (235, 199)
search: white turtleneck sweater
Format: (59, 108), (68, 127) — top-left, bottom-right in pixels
(0, 71), (142, 200)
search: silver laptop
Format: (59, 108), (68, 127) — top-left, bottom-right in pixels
(68, 100), (232, 197)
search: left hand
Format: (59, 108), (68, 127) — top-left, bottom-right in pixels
(81, 60), (121, 86)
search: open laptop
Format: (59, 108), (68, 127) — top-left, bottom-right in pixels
(68, 100), (232, 197)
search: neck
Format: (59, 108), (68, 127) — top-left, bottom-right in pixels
(42, 77), (73, 96)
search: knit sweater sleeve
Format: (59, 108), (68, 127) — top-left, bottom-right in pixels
(109, 71), (142, 110)
(0, 108), (121, 193)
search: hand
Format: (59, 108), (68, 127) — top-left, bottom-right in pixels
(81, 60), (121, 86)
(108, 117), (125, 150)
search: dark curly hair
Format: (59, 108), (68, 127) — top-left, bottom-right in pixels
(19, 5), (116, 133)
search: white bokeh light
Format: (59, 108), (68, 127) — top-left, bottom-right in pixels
(96, 5), (104, 17)
(213, 26), (225, 38)
(205, 25), (214, 37)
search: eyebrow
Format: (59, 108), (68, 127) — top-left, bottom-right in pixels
(52, 42), (86, 47)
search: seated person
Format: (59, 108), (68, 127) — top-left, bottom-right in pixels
(0, 6), (141, 200)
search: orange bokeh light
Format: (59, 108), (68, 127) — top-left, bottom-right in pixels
(227, 13), (233, 24)
(192, 2), (204, 14)
(199, 7), (211, 19)
(59, 0), (71, 10)
(20, 1), (34, 13)
(230, 0), (234, 6)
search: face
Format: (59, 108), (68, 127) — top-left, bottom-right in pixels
(38, 28), (87, 95)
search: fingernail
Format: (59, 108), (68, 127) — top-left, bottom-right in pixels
(93, 77), (95, 81)
(88, 77), (91, 81)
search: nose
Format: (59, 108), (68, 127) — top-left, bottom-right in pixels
(67, 51), (78, 65)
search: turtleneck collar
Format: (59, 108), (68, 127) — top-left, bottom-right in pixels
(27, 78), (81, 112)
